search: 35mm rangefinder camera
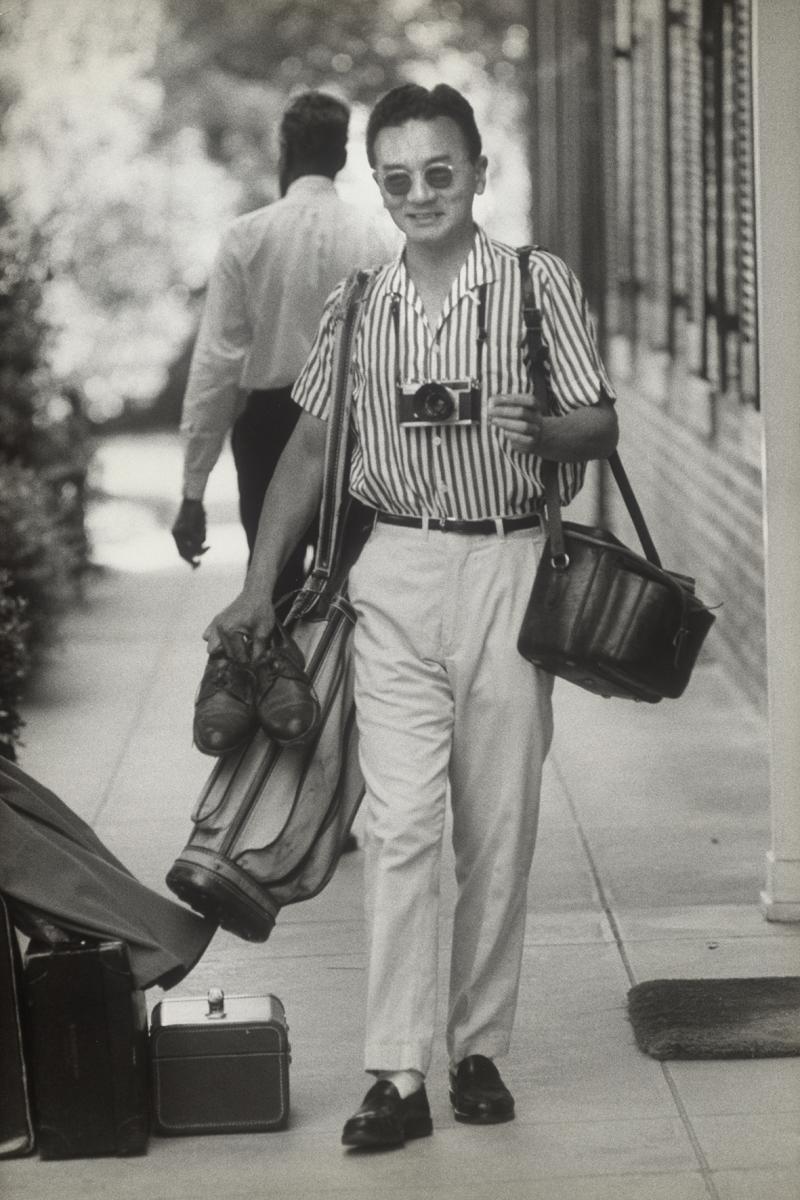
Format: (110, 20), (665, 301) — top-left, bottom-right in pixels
(397, 379), (481, 427)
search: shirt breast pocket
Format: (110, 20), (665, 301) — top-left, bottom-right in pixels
(485, 360), (530, 402)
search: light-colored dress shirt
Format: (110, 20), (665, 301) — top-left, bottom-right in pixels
(293, 226), (615, 520)
(180, 175), (397, 499)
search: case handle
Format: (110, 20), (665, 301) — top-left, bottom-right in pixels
(206, 987), (227, 1019)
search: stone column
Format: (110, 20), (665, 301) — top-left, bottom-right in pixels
(754, 0), (800, 920)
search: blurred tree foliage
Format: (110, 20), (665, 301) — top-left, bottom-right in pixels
(155, 0), (531, 201)
(1, 0), (238, 424)
(160, 0), (529, 98)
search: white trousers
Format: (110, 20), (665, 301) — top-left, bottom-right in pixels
(347, 521), (554, 1076)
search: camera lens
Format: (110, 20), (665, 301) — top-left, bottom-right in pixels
(415, 383), (454, 421)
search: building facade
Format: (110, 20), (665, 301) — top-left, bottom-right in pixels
(526, 0), (800, 919)
(527, 0), (765, 709)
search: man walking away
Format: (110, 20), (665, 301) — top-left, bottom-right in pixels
(172, 90), (396, 600)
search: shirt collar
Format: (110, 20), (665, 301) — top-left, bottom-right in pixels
(284, 175), (338, 198)
(378, 224), (498, 302)
(462, 224), (498, 290)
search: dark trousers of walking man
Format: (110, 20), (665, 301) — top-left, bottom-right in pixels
(231, 387), (318, 602)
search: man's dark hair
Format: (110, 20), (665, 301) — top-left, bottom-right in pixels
(280, 91), (350, 176)
(366, 83), (482, 167)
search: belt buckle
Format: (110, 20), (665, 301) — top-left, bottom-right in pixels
(438, 517), (448, 531)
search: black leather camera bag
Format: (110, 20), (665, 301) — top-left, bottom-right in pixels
(515, 248), (716, 703)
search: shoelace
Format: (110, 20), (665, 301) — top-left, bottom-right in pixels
(254, 646), (310, 697)
(198, 654), (254, 703)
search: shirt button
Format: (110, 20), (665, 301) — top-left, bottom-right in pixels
(433, 436), (442, 446)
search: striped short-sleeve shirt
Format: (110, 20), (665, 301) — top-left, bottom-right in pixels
(292, 225), (615, 520)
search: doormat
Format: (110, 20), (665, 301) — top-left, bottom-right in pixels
(627, 977), (800, 1059)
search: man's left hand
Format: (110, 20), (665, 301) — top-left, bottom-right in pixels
(488, 392), (547, 453)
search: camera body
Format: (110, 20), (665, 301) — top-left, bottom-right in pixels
(397, 379), (480, 427)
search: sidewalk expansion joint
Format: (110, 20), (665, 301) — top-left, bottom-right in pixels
(88, 571), (196, 829)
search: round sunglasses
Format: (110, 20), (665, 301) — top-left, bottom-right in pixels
(379, 163), (456, 197)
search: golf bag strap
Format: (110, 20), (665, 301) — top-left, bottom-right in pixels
(289, 269), (372, 619)
(516, 246), (662, 569)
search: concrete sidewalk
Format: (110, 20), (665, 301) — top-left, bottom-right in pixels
(2, 433), (799, 1200)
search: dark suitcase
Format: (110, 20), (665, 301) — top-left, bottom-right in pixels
(149, 989), (290, 1135)
(23, 939), (149, 1159)
(0, 895), (35, 1158)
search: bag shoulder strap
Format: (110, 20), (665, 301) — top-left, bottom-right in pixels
(289, 269), (372, 617)
(516, 247), (662, 568)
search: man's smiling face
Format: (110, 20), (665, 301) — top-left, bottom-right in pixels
(372, 116), (487, 249)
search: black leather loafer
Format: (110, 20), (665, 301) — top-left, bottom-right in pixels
(193, 651), (257, 756)
(449, 1055), (515, 1124)
(341, 1080), (433, 1149)
(254, 623), (320, 746)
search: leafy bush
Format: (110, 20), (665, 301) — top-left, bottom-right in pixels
(0, 460), (79, 641)
(0, 206), (48, 458)
(0, 201), (93, 757)
(0, 571), (30, 761)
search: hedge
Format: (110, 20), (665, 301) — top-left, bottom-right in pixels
(0, 203), (92, 760)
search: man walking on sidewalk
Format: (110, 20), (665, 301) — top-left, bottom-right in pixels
(204, 82), (618, 1148)
(172, 90), (395, 595)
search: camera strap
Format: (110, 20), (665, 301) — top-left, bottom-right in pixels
(516, 246), (662, 568)
(389, 284), (488, 389)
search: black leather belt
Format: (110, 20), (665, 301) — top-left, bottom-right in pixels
(374, 511), (541, 535)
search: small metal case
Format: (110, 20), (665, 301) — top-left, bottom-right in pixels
(149, 989), (290, 1135)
